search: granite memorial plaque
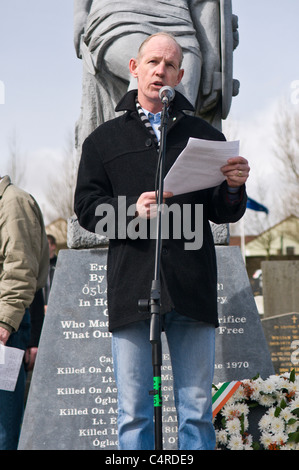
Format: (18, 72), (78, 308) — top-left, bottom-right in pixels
(214, 246), (274, 382)
(18, 249), (177, 450)
(19, 246), (274, 450)
(262, 312), (299, 375)
(262, 261), (299, 318)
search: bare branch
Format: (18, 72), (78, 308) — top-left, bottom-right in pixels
(6, 128), (27, 187)
(45, 132), (80, 222)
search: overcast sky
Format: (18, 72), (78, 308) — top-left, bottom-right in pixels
(1, 0), (299, 223)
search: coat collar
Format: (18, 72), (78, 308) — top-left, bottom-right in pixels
(0, 175), (11, 198)
(115, 89), (194, 115)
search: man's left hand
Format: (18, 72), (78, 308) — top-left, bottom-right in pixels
(221, 156), (250, 188)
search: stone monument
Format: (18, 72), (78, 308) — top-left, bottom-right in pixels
(18, 226), (274, 450)
(215, 246), (274, 382)
(262, 312), (299, 376)
(262, 260), (299, 318)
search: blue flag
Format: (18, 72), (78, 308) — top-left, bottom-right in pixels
(246, 197), (269, 214)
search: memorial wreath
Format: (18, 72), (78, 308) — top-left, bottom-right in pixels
(212, 370), (299, 450)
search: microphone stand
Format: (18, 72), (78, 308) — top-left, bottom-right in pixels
(138, 98), (170, 450)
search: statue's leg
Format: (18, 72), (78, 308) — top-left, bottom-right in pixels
(103, 33), (148, 85)
(76, 67), (100, 153)
(175, 50), (202, 108)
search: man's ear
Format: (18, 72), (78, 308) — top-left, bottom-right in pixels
(176, 68), (184, 86)
(129, 58), (138, 78)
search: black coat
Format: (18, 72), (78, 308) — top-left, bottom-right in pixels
(74, 90), (247, 331)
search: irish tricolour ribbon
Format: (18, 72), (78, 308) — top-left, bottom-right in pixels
(212, 381), (242, 418)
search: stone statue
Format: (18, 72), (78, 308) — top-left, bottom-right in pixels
(74, 0), (239, 152)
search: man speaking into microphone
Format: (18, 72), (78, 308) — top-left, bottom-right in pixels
(74, 32), (250, 450)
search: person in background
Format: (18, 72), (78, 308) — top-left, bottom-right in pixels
(23, 288), (46, 405)
(26, 289), (45, 371)
(0, 175), (48, 450)
(43, 234), (57, 312)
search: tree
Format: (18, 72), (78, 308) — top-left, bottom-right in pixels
(45, 132), (80, 222)
(273, 99), (299, 217)
(6, 128), (27, 187)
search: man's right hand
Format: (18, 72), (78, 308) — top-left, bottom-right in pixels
(136, 191), (173, 219)
(0, 326), (10, 345)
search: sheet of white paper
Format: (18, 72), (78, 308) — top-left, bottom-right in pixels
(164, 137), (240, 196)
(0, 344), (25, 392)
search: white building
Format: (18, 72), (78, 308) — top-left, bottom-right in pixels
(245, 215), (299, 257)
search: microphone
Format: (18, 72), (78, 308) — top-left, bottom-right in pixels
(159, 86), (175, 105)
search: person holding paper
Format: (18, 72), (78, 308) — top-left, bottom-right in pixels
(0, 176), (49, 449)
(75, 32), (250, 450)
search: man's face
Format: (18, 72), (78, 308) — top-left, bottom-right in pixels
(48, 240), (56, 258)
(129, 36), (184, 113)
